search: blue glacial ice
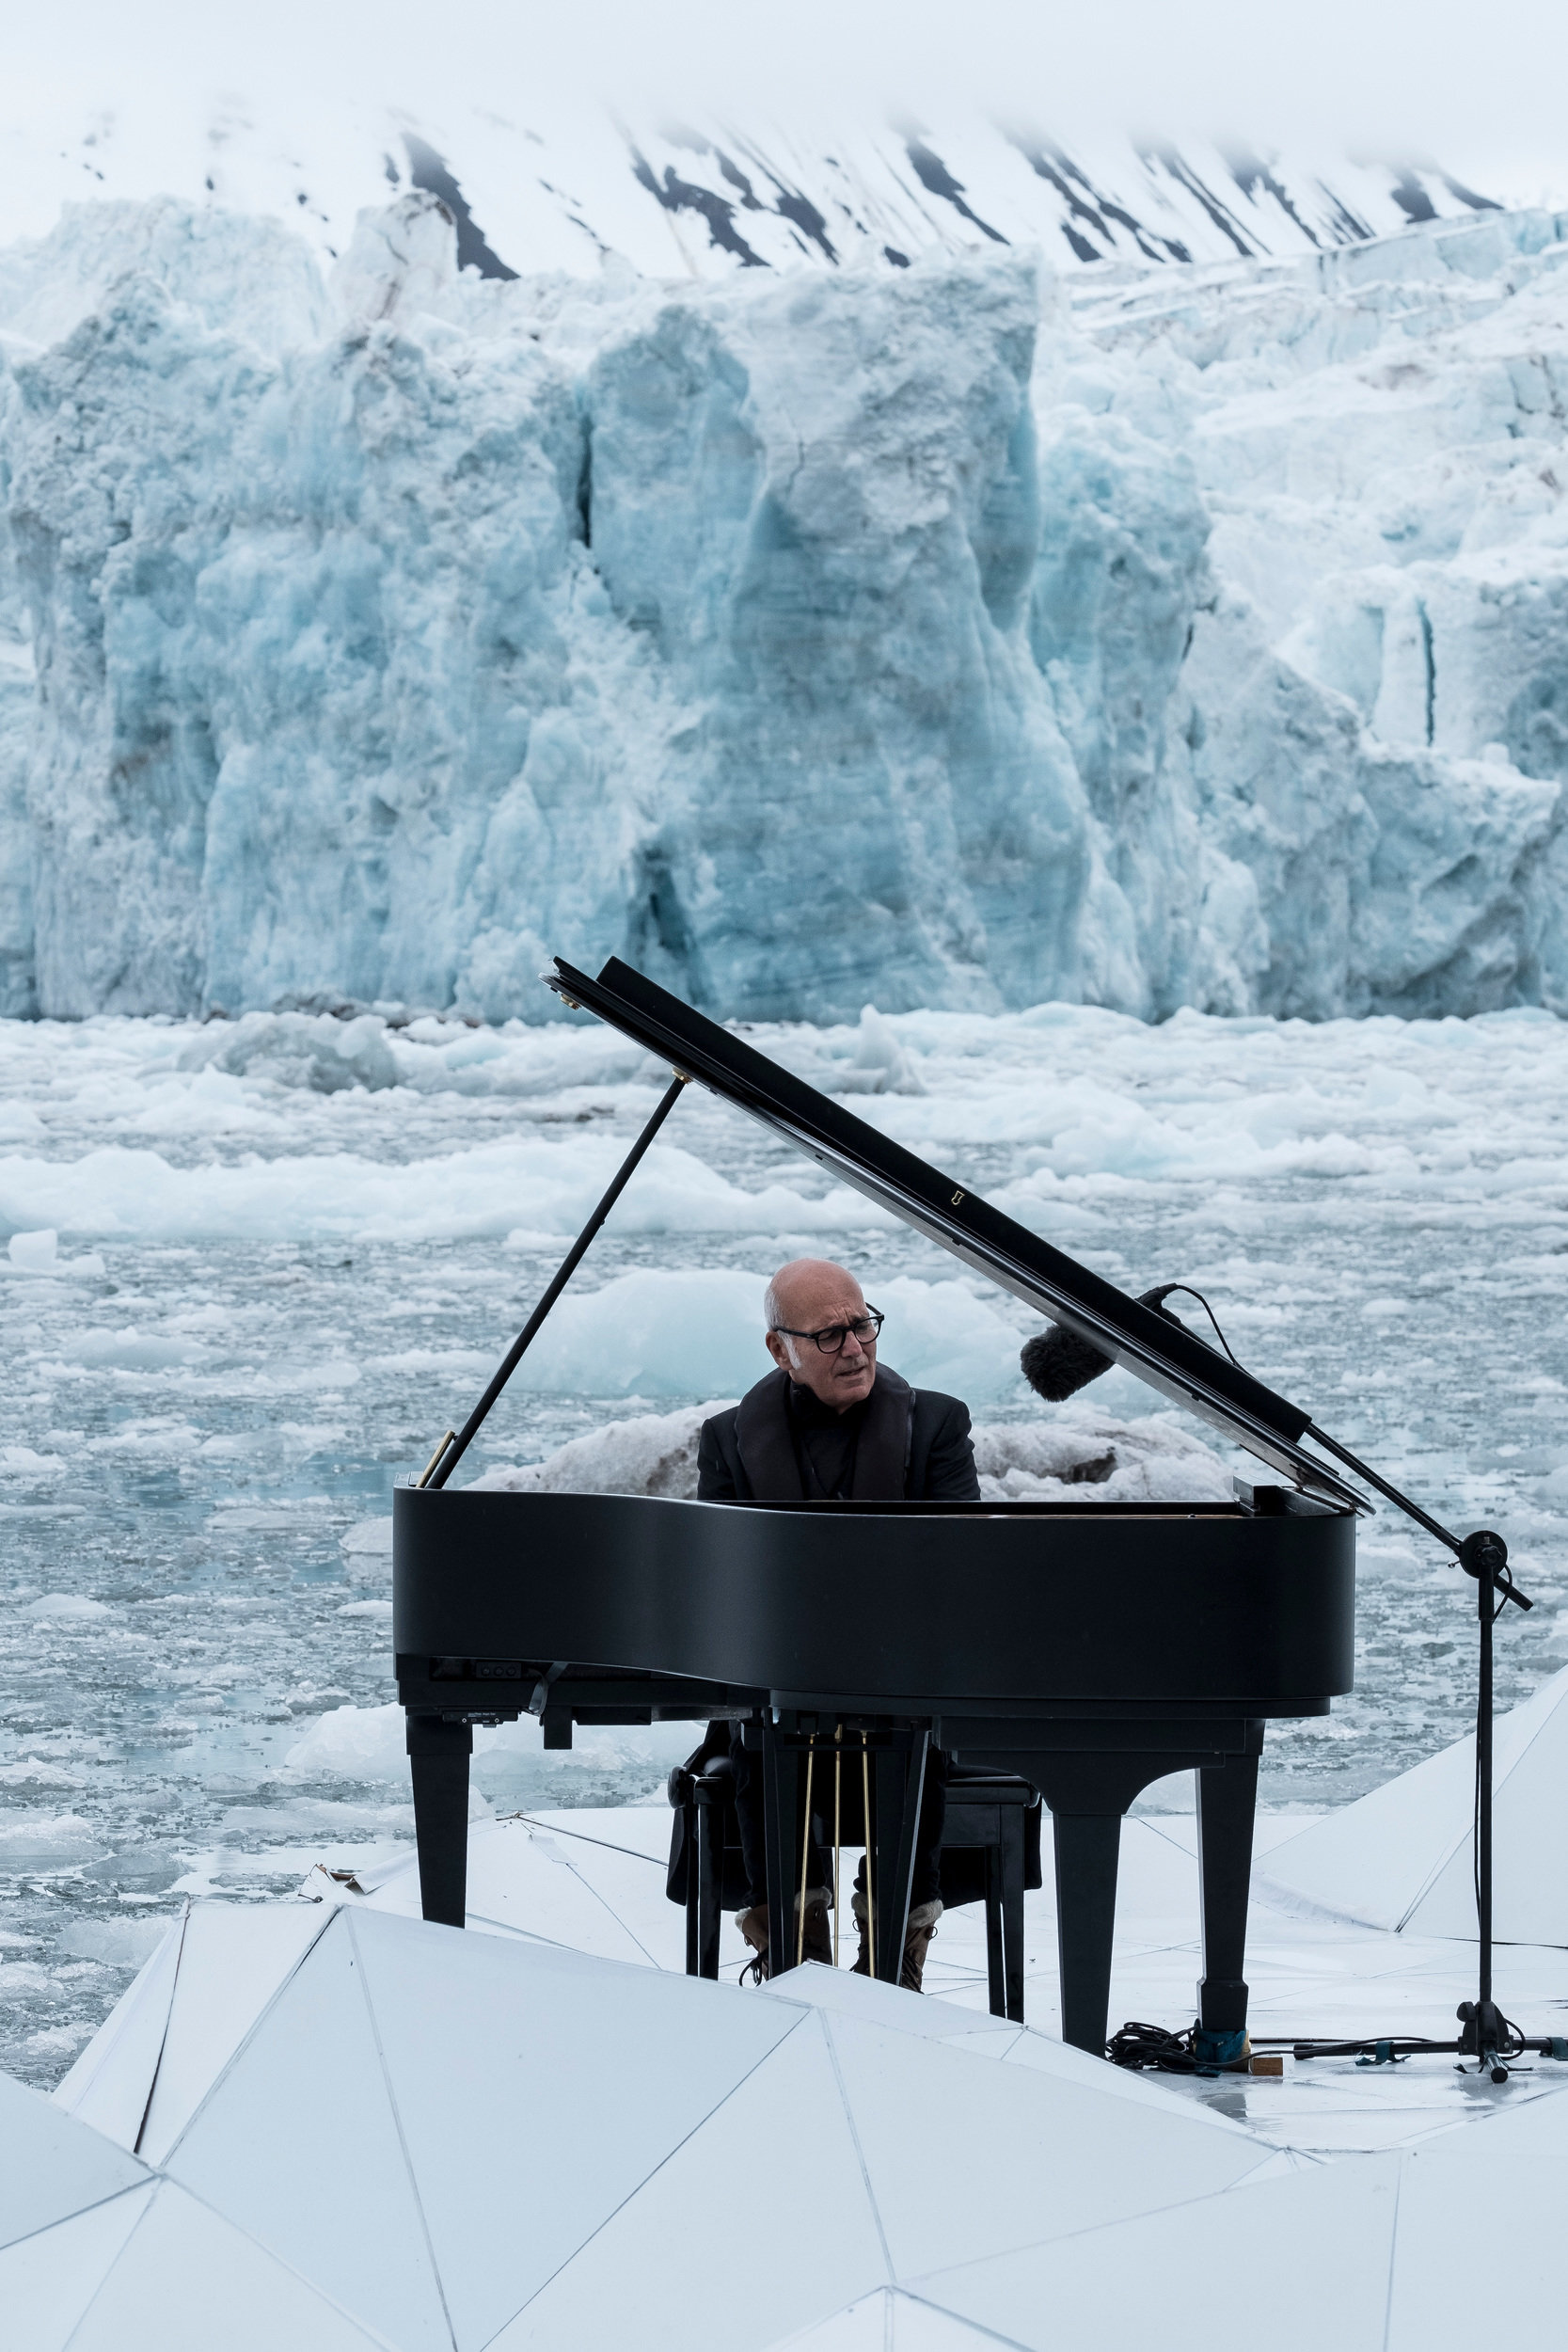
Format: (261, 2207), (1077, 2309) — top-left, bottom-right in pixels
(1, 191), (1567, 1023)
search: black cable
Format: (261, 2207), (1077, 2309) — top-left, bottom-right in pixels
(1152, 1283), (1246, 1370)
(1107, 2021), (1200, 2073)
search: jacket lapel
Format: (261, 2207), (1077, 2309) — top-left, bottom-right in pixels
(734, 1363), (917, 1502)
(850, 1364), (914, 1500)
(734, 1369), (804, 1501)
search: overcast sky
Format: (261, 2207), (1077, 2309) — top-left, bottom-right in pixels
(13, 0), (1568, 205)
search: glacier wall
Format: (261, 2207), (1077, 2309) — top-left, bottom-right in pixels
(1, 191), (1567, 1023)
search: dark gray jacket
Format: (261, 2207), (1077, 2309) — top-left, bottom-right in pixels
(696, 1362), (980, 1502)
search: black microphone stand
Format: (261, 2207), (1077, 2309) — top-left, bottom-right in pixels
(1303, 1425), (1532, 2082)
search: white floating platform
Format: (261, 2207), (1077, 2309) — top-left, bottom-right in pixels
(23, 1708), (1568, 2350)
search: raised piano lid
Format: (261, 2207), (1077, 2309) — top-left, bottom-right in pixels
(543, 956), (1361, 1510)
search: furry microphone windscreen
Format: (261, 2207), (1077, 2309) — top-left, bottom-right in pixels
(1020, 1286), (1180, 1404)
(1019, 1325), (1115, 1402)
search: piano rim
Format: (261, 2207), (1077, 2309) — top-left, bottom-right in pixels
(392, 1490), (1353, 1519)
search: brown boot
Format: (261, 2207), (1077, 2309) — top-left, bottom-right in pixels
(849, 1891), (942, 1991)
(899, 1900), (942, 1994)
(736, 1891), (833, 1984)
(736, 1904), (770, 1986)
(800, 1890), (833, 1968)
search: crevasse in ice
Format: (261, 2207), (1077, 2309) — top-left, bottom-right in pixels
(2, 190), (1567, 1024)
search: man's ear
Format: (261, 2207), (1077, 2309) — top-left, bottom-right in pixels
(765, 1329), (790, 1370)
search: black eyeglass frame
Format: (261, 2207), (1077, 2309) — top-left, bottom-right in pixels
(769, 1307), (885, 1356)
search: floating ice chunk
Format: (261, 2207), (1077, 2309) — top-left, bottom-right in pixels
(55, 1918), (170, 1966)
(340, 1517), (394, 1557)
(0, 1811), (102, 1854)
(20, 1595), (114, 1620)
(832, 1008), (928, 1097)
(8, 1228), (56, 1271)
(283, 1697), (687, 1788)
(0, 1136), (885, 1246)
(178, 1010), (399, 1094)
(64, 1328), (209, 1371)
(972, 1413), (1236, 1502)
(467, 1396), (1231, 1505)
(0, 1757), (86, 1788)
(486, 1268), (1029, 1404)
(471, 1405), (732, 1499)
(284, 1701), (410, 1781)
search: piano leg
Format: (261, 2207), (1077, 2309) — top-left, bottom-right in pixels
(998, 1799), (1026, 2024)
(872, 1731), (928, 1983)
(684, 1803), (700, 1977)
(695, 1777), (724, 1980)
(1196, 1736), (1261, 2039)
(405, 1714), (472, 1929)
(1023, 1752), (1179, 2056)
(761, 1716), (798, 1978)
(984, 1850), (1006, 2018)
(1051, 1811), (1122, 2055)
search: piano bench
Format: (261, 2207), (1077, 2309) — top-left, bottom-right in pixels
(668, 1754), (1037, 2024)
(940, 1772), (1040, 2026)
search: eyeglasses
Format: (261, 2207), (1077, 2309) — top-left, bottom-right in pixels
(771, 1308), (884, 1356)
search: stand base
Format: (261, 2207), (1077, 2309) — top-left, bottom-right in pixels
(1458, 1998), (1513, 2083)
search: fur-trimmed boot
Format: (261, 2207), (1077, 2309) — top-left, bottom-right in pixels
(736, 1890), (833, 1984)
(850, 1891), (942, 1992)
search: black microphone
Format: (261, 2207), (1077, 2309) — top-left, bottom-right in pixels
(1020, 1285), (1183, 1404)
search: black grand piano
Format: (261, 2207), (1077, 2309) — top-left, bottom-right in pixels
(394, 956), (1360, 2056)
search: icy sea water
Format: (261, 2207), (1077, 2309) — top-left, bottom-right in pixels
(3, 1002), (1568, 2084)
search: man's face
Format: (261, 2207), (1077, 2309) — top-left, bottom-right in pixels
(765, 1263), (878, 1412)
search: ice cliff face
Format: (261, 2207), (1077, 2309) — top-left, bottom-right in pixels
(1, 192), (1566, 1024)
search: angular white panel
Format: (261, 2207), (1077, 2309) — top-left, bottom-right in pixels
(995, 2026), (1269, 2124)
(885, 2294), (1032, 2350)
(770, 2288), (895, 2350)
(0, 2184), (151, 2350)
(349, 1907), (805, 2349)
(0, 2073), (149, 2251)
(138, 1901), (332, 2164)
(1389, 2147), (1568, 2349)
(70, 2179), (388, 2352)
(915, 2153), (1402, 2352)
(1428, 2077), (1568, 2153)
(53, 1912), (184, 2151)
(828, 2011), (1266, 2279)
(461, 1820), (668, 1963)
(762, 1962), (1019, 2047)
(164, 1914), (451, 2352)
(1262, 1661), (1568, 1941)
(354, 1817), (681, 1967)
(776, 2288), (1019, 2351)
(490, 2016), (888, 2352)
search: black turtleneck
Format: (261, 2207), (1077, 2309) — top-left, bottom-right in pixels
(786, 1380), (869, 1499)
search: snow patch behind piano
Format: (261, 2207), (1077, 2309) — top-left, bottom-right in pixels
(467, 1401), (1235, 1503)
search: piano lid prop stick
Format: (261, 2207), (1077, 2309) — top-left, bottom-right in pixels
(419, 1073), (690, 1490)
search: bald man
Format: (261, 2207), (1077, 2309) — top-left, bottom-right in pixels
(695, 1259), (979, 1989)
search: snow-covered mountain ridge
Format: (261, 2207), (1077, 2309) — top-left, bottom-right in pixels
(1, 188), (1566, 1024)
(1, 98), (1513, 284)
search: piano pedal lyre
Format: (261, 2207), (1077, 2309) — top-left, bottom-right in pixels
(798, 1735), (817, 1968)
(863, 1731), (875, 1973)
(833, 1724), (843, 1968)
